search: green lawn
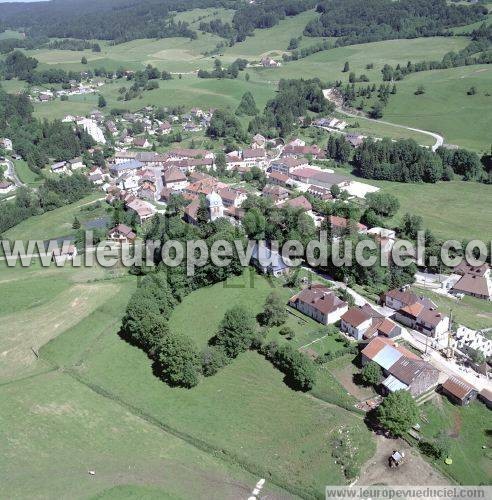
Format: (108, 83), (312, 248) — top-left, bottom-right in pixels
(418, 396), (491, 485)
(52, 270), (374, 496)
(411, 286), (492, 331)
(14, 159), (44, 187)
(2, 193), (106, 241)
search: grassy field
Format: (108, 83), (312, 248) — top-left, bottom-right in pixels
(335, 169), (492, 243)
(411, 286), (492, 331)
(248, 37), (470, 84)
(2, 193), (107, 241)
(14, 159), (44, 186)
(43, 270), (373, 496)
(418, 396), (491, 485)
(0, 264), (280, 499)
(383, 65), (492, 152)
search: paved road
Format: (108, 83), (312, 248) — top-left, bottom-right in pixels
(337, 108), (444, 152)
(5, 158), (23, 187)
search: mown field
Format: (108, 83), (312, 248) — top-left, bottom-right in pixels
(0, 264), (284, 500)
(335, 167), (492, 243)
(8, 19), (487, 149)
(383, 65), (492, 152)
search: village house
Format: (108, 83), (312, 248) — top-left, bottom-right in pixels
(270, 157), (308, 176)
(162, 167), (189, 191)
(218, 187), (247, 208)
(289, 284), (348, 325)
(451, 272), (491, 301)
(268, 171), (290, 187)
(126, 199), (156, 224)
(241, 148), (268, 169)
(116, 172), (139, 192)
(167, 148), (214, 161)
(107, 224), (136, 244)
(340, 305), (403, 341)
(291, 168), (350, 190)
(158, 121), (172, 135)
(68, 157), (84, 170)
(105, 120), (118, 136)
(251, 133), (266, 149)
(250, 243), (292, 277)
(328, 215), (368, 237)
(262, 184), (290, 204)
(280, 195), (312, 212)
(133, 137), (151, 149)
(282, 144), (324, 159)
(0, 138), (13, 151)
(440, 376), (478, 406)
(51, 161), (69, 174)
(306, 185), (333, 201)
(361, 337), (439, 398)
(345, 133), (365, 148)
(260, 56), (281, 68)
(383, 287), (449, 338)
(109, 159), (143, 176)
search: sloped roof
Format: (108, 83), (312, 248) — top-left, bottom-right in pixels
(341, 307), (372, 328)
(442, 376), (476, 400)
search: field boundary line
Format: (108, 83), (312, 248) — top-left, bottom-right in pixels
(62, 368), (318, 500)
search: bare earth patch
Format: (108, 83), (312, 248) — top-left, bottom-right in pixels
(357, 434), (450, 486)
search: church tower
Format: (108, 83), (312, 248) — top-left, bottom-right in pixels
(206, 191), (224, 221)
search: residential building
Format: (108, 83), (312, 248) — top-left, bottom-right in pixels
(341, 305), (402, 341)
(109, 160), (143, 176)
(251, 243), (291, 277)
(107, 224), (136, 244)
(162, 167), (188, 191)
(289, 284), (348, 325)
(270, 157), (307, 176)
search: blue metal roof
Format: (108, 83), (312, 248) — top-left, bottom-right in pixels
(382, 374), (408, 393)
(373, 345), (402, 371)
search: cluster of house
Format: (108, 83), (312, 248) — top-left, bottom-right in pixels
(447, 261), (492, 302)
(99, 106), (214, 150)
(32, 80), (104, 102)
(50, 157), (85, 174)
(382, 287), (450, 340)
(286, 281), (490, 407)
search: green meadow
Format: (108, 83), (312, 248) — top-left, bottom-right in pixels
(418, 397), (491, 485)
(383, 65), (492, 152)
(0, 265), (275, 500)
(335, 168), (492, 242)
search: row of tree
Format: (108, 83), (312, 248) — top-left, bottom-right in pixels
(353, 138), (490, 183)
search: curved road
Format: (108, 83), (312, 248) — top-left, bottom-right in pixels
(5, 158), (24, 187)
(338, 108), (444, 152)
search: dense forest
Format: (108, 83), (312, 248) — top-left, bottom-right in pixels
(304, 0), (488, 43)
(0, 0), (239, 43)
